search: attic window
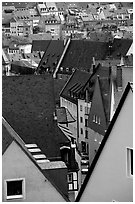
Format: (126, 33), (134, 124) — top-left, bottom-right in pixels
(5, 178), (25, 200)
(60, 67), (63, 71)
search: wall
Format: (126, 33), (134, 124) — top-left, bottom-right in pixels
(78, 99), (91, 151)
(87, 128), (103, 166)
(60, 97), (78, 142)
(80, 89), (133, 202)
(2, 141), (67, 202)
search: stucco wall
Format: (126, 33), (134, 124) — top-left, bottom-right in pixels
(2, 141), (66, 202)
(80, 89), (133, 202)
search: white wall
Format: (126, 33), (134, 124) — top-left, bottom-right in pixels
(80, 88), (133, 202)
(78, 99), (91, 149)
(2, 141), (66, 202)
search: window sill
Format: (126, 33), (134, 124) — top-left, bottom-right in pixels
(6, 195), (23, 200)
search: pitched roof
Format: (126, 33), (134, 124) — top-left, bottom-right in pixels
(60, 63), (111, 104)
(37, 40), (64, 74)
(2, 75), (69, 159)
(2, 123), (13, 154)
(56, 107), (75, 124)
(31, 40), (51, 52)
(60, 40), (109, 71)
(2, 118), (69, 201)
(60, 69), (91, 104)
(87, 76), (111, 136)
(76, 82), (133, 201)
(110, 38), (132, 58)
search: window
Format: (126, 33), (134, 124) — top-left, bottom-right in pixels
(93, 114), (96, 122)
(5, 178), (25, 200)
(85, 107), (89, 114)
(80, 128), (83, 134)
(80, 105), (83, 111)
(85, 119), (88, 127)
(80, 117), (83, 123)
(85, 130), (88, 139)
(81, 141), (86, 153)
(67, 172), (78, 191)
(127, 148), (133, 177)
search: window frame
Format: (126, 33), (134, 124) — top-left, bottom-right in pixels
(80, 117), (83, 123)
(80, 105), (83, 111)
(126, 147), (133, 178)
(67, 172), (78, 191)
(4, 178), (25, 200)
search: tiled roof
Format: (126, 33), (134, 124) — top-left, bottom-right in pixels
(110, 38), (132, 58)
(37, 40), (64, 74)
(60, 40), (109, 71)
(31, 40), (51, 52)
(56, 107), (75, 124)
(99, 77), (111, 124)
(60, 69), (91, 104)
(2, 118), (69, 201)
(2, 13), (13, 25)
(2, 124), (13, 154)
(2, 75), (69, 159)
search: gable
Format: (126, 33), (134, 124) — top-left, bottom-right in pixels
(76, 83), (133, 202)
(88, 77), (107, 135)
(2, 141), (66, 202)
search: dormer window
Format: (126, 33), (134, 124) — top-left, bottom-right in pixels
(60, 67), (63, 71)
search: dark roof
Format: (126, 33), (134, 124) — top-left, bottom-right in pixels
(2, 75), (69, 159)
(31, 40), (51, 52)
(37, 40), (64, 74)
(110, 38), (133, 58)
(60, 40), (109, 71)
(76, 82), (133, 201)
(60, 69), (91, 104)
(56, 107), (75, 124)
(2, 123), (13, 154)
(2, 118), (69, 201)
(53, 78), (67, 103)
(99, 77), (111, 124)
(60, 63), (111, 104)
(88, 76), (111, 135)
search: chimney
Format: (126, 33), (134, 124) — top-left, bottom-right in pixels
(116, 65), (122, 91)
